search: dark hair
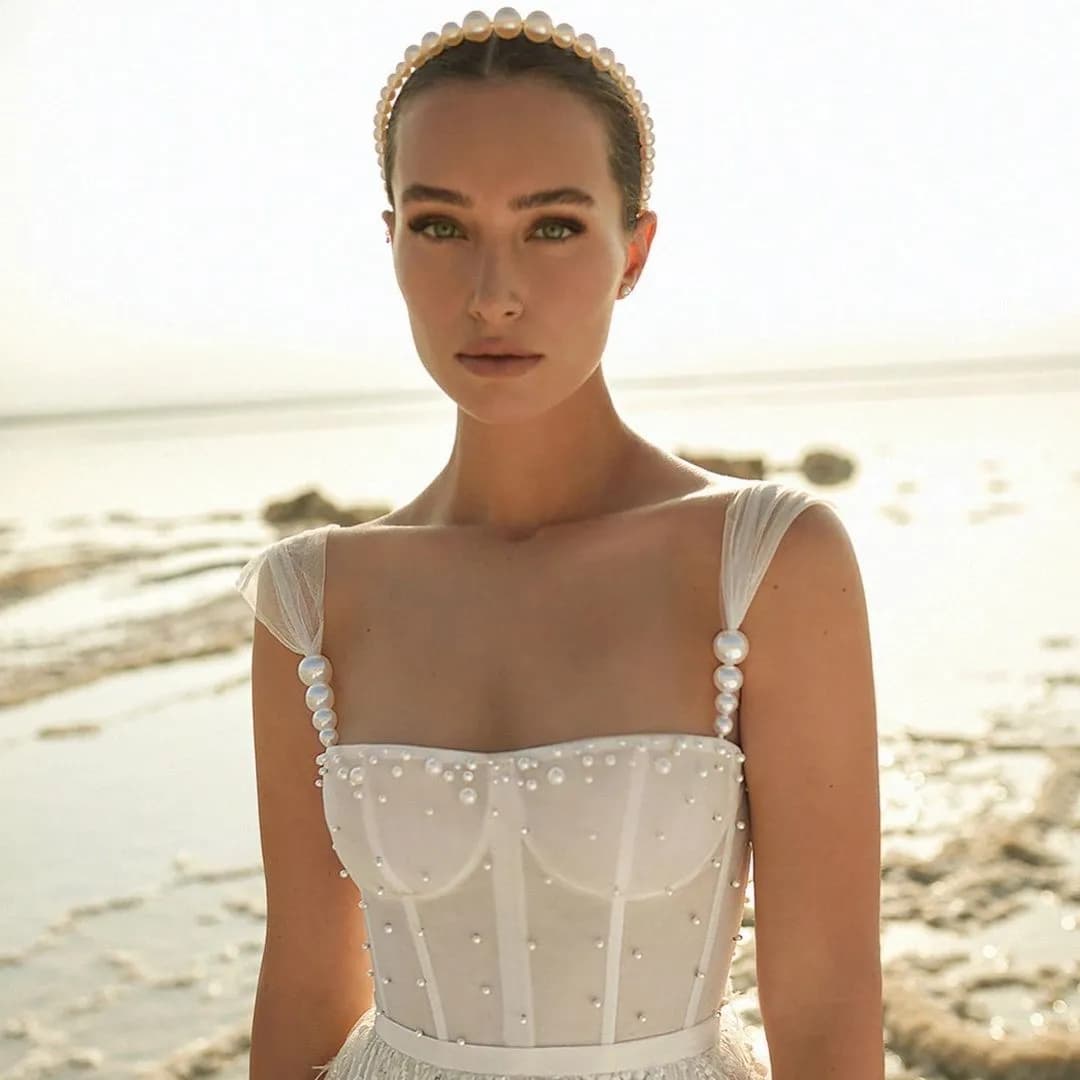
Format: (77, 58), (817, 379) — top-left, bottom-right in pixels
(382, 34), (645, 235)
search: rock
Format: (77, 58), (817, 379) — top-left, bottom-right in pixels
(675, 453), (767, 480)
(262, 489), (392, 528)
(799, 449), (855, 486)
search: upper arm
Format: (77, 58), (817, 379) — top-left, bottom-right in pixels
(250, 615), (372, 1008)
(738, 504), (883, 1043)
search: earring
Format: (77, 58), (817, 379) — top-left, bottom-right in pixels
(619, 284), (633, 298)
(385, 232), (392, 244)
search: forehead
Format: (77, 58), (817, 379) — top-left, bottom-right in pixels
(392, 77), (612, 200)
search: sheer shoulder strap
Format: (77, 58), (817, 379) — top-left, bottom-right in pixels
(719, 480), (837, 630)
(234, 524), (336, 656)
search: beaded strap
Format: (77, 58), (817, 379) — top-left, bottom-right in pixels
(373, 7), (655, 213)
(711, 629), (747, 741)
(300, 651), (338, 785)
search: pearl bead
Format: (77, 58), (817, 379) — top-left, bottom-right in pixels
(525, 778), (538, 790)
(713, 664), (744, 692)
(459, 786), (478, 805)
(305, 682), (334, 710)
(631, 948), (642, 959)
(297, 654), (332, 686)
(522, 10), (554, 41)
(656, 831), (665, 841)
(547, 766), (565, 785)
(339, 868), (348, 877)
(348, 767), (365, 784)
(317, 726), (338, 747)
(604, 753), (617, 766)
(425, 807), (433, 815)
(383, 922), (393, 933)
(714, 691), (739, 717)
(425, 757), (442, 776)
(712, 629), (749, 665)
(690, 913), (701, 925)
(377, 794), (387, 804)
(352, 789), (364, 799)
(527, 938), (536, 950)
(417, 977), (426, 987)
(482, 859), (492, 870)
(654, 757), (672, 775)
(591, 995), (602, 1007)
(481, 984), (492, 995)
(471, 932), (482, 943)
(391, 764), (403, 778)
(582, 754), (594, 767)
(713, 714), (735, 738)
(442, 769), (455, 782)
(374, 855), (384, 867)
(594, 937), (605, 949)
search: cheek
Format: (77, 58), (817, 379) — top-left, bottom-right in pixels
(537, 246), (617, 306)
(396, 254), (447, 305)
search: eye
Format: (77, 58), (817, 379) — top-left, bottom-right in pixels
(406, 216), (585, 243)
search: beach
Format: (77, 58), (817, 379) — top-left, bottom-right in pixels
(1, 376), (1078, 1079)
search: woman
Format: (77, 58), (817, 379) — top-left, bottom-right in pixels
(236, 9), (884, 1079)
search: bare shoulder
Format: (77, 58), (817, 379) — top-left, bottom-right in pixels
(732, 489), (882, 1045)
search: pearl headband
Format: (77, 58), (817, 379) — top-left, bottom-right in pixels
(373, 7), (655, 217)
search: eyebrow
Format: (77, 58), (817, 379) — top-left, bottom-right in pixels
(400, 183), (596, 211)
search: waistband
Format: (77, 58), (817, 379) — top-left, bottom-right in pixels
(373, 1011), (722, 1075)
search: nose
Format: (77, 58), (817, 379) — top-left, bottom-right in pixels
(467, 252), (524, 322)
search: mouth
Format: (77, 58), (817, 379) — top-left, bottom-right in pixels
(456, 353), (542, 361)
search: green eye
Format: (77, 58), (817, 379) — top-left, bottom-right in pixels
(407, 217), (585, 243)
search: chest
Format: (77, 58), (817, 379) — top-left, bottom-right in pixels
(321, 502), (732, 754)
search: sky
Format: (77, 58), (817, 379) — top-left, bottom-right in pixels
(1, 0), (1078, 417)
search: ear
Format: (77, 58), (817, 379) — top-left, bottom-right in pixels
(623, 209), (657, 285)
(382, 209), (395, 237)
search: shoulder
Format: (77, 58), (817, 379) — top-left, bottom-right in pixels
(691, 477), (847, 556)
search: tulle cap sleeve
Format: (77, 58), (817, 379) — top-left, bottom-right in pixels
(234, 525), (334, 656)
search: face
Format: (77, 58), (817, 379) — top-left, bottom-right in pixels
(383, 76), (657, 420)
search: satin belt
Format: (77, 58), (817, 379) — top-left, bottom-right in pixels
(373, 1011), (722, 1075)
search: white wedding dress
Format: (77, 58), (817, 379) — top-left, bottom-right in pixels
(235, 480), (833, 1079)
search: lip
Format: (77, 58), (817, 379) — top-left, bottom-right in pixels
(456, 354), (544, 377)
(456, 352), (543, 360)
